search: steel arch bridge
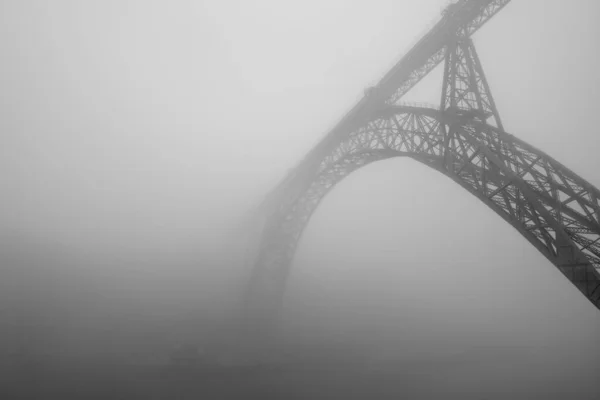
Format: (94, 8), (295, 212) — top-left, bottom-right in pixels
(243, 0), (600, 331)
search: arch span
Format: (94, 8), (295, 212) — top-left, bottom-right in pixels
(247, 106), (600, 318)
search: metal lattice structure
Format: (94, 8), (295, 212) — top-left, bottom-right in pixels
(244, 0), (600, 329)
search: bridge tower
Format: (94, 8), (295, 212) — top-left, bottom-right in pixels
(241, 0), (600, 347)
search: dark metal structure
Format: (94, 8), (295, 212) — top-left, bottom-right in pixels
(245, 0), (600, 330)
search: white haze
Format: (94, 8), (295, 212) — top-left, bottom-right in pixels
(0, 0), (599, 392)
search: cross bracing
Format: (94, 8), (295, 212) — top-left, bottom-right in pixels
(248, 106), (600, 313)
(244, 0), (600, 329)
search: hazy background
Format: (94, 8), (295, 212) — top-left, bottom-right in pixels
(0, 0), (599, 393)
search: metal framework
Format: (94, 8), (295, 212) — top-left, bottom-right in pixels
(244, 0), (600, 330)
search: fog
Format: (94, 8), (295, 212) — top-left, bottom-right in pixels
(1, 0), (599, 397)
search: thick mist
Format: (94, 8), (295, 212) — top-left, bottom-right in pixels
(1, 0), (599, 397)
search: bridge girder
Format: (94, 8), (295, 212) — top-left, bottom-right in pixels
(243, 0), (600, 334)
(247, 106), (600, 321)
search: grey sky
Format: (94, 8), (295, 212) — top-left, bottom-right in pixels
(1, 0), (599, 247)
(1, 0), (599, 382)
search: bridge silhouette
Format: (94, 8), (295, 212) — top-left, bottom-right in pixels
(241, 0), (600, 338)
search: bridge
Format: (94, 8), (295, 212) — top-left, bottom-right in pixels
(241, 0), (600, 338)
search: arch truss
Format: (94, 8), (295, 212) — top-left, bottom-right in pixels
(244, 3), (600, 330)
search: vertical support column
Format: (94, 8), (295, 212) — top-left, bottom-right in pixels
(468, 40), (504, 131)
(440, 36), (460, 113)
(440, 32), (503, 124)
(440, 32), (508, 173)
(461, 39), (486, 114)
(440, 39), (457, 171)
